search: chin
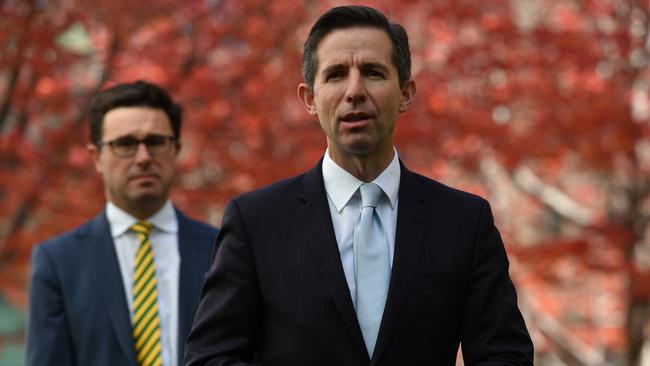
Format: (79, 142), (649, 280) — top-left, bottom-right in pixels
(344, 143), (377, 156)
(129, 192), (166, 208)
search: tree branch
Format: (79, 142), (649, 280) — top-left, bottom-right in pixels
(512, 166), (598, 227)
(479, 158), (599, 227)
(514, 258), (617, 366)
(0, 0), (36, 132)
(73, 31), (121, 127)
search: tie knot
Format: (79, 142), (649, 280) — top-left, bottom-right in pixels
(130, 221), (152, 235)
(360, 183), (382, 208)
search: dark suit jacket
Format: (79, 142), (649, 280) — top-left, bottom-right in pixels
(185, 161), (534, 365)
(27, 207), (218, 366)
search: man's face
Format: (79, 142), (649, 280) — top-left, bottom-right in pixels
(89, 107), (179, 218)
(298, 27), (415, 164)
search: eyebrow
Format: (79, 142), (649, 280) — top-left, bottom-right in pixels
(321, 64), (346, 76)
(320, 62), (391, 76)
(361, 62), (390, 74)
(109, 133), (170, 141)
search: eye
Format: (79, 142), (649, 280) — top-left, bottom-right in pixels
(325, 70), (346, 81)
(363, 69), (385, 78)
(143, 135), (168, 147)
(112, 137), (139, 148)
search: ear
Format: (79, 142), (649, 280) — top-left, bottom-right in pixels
(398, 79), (417, 113)
(174, 141), (182, 157)
(297, 83), (318, 115)
(87, 143), (103, 173)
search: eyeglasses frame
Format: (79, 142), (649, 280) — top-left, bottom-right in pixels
(96, 134), (179, 158)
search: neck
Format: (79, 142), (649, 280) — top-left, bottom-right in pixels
(328, 147), (394, 182)
(110, 199), (166, 221)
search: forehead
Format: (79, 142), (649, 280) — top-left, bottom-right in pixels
(102, 107), (172, 140)
(316, 27), (394, 71)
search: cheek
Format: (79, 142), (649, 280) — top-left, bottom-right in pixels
(104, 161), (129, 183)
(381, 95), (402, 117)
(102, 171), (122, 195)
(95, 153), (112, 173)
(160, 160), (178, 179)
(317, 90), (340, 112)
(107, 166), (126, 182)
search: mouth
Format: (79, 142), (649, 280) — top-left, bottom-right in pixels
(340, 112), (373, 127)
(129, 174), (160, 183)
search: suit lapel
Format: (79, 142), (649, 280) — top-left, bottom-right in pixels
(177, 210), (213, 366)
(297, 162), (369, 359)
(86, 211), (137, 366)
(372, 164), (431, 363)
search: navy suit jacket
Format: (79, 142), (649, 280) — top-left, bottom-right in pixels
(185, 161), (533, 366)
(27, 207), (218, 366)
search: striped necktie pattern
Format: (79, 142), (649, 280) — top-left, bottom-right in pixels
(131, 221), (163, 366)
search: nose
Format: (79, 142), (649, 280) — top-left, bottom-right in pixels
(345, 71), (367, 104)
(133, 141), (152, 163)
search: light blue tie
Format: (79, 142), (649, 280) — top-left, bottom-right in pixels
(354, 182), (390, 357)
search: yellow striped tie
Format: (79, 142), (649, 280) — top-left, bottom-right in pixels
(131, 221), (162, 366)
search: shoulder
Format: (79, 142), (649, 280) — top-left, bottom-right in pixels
(34, 216), (100, 257)
(176, 210), (219, 236)
(406, 170), (488, 214)
(30, 215), (102, 276)
(231, 171), (310, 210)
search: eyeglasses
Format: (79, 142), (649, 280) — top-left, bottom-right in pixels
(97, 134), (178, 158)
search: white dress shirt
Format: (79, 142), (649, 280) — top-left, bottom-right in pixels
(107, 201), (180, 366)
(322, 148), (400, 307)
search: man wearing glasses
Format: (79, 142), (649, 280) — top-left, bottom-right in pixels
(26, 80), (218, 366)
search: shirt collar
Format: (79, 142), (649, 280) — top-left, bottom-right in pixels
(322, 147), (400, 212)
(106, 200), (178, 238)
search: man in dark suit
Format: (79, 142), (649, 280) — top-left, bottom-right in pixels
(185, 5), (533, 366)
(27, 81), (218, 366)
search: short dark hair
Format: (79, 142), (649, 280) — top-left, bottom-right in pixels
(88, 80), (182, 145)
(302, 5), (412, 90)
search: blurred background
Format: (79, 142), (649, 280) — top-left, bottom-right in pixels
(1, 0), (649, 364)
